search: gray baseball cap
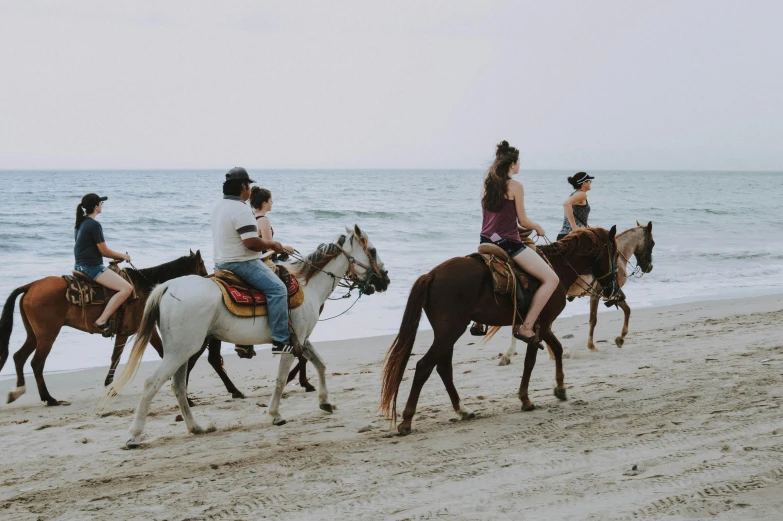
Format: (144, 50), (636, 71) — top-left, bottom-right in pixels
(225, 167), (255, 183)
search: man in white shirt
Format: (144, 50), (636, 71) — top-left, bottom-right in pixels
(211, 167), (298, 355)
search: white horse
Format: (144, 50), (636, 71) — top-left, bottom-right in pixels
(102, 225), (389, 448)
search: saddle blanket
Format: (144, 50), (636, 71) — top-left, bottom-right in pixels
(212, 274), (305, 317)
(62, 270), (138, 307)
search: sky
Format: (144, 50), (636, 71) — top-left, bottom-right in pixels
(1, 1), (781, 170)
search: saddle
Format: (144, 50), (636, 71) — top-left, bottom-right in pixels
(468, 244), (540, 319)
(62, 263), (138, 307)
(211, 265), (305, 318)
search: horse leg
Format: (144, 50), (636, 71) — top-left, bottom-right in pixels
(30, 325), (67, 406)
(8, 317), (36, 404)
(499, 336), (517, 366)
(436, 349), (475, 420)
(183, 337), (209, 407)
(170, 363), (204, 435)
(268, 353), (297, 426)
(541, 328), (567, 401)
(587, 296), (599, 351)
(291, 356), (315, 392)
(205, 337), (245, 399)
(127, 354), (188, 448)
(398, 349), (439, 435)
(615, 300), (631, 348)
(104, 334), (129, 387)
(518, 343), (540, 411)
(301, 340), (330, 409)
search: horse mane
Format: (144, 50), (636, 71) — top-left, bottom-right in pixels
(289, 235), (347, 283)
(539, 228), (609, 261)
(125, 255), (197, 288)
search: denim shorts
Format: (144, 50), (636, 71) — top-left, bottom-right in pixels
(74, 264), (107, 280)
(479, 236), (527, 258)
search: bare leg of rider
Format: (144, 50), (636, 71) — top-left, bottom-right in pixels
(95, 269), (133, 330)
(511, 248), (559, 340)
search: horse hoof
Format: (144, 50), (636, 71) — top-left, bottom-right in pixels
(397, 424), (412, 436)
(125, 439), (141, 449)
(615, 337), (625, 348)
(273, 418), (287, 426)
(320, 403), (334, 413)
(554, 387), (567, 401)
(7, 392), (18, 404)
(304, 385), (316, 393)
(187, 399), (196, 408)
(460, 410), (477, 420)
(46, 399), (70, 407)
(521, 403), (536, 412)
(498, 357), (511, 367)
(232, 391), (246, 399)
(587, 345), (598, 352)
(190, 426), (205, 435)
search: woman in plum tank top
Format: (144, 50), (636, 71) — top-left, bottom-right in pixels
(478, 141), (559, 343)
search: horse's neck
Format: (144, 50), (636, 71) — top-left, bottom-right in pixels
(304, 254), (351, 306)
(616, 229), (642, 269)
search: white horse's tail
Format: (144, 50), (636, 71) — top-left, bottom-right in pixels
(99, 283), (169, 409)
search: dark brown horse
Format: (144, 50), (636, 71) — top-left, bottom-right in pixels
(381, 227), (619, 435)
(0, 251), (243, 406)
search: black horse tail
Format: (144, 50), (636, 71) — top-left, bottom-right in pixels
(380, 273), (431, 426)
(0, 284), (32, 372)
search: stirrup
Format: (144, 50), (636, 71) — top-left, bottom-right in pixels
(469, 323), (488, 337)
(95, 320), (114, 338)
(234, 345), (256, 359)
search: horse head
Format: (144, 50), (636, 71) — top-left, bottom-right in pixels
(188, 249), (209, 277)
(634, 221), (655, 274)
(343, 224), (390, 295)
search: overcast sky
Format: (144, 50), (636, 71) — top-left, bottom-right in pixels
(1, 1), (781, 170)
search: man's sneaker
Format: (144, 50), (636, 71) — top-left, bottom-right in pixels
(272, 341), (295, 355)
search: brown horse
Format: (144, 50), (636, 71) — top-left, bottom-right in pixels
(0, 251), (243, 406)
(381, 227), (619, 435)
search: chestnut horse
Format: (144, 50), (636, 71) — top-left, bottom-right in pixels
(0, 251), (243, 405)
(381, 227), (619, 435)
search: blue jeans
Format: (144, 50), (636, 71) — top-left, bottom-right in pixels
(215, 259), (290, 344)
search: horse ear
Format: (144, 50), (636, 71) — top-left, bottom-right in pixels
(354, 224), (363, 238)
(345, 225), (353, 236)
(636, 220), (641, 227)
(609, 225), (617, 240)
(646, 221), (653, 231)
(190, 248), (194, 256)
(195, 249), (202, 259)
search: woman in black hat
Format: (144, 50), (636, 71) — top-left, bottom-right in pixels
(557, 172), (594, 240)
(74, 193), (133, 336)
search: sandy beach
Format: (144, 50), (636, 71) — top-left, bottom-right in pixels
(1, 293), (783, 520)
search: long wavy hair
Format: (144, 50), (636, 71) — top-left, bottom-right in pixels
(482, 140), (520, 212)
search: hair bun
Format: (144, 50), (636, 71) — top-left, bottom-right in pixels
(567, 176), (575, 184)
(496, 140), (511, 157)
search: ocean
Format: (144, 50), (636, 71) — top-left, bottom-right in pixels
(1, 169), (781, 377)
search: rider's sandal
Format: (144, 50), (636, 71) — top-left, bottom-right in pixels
(95, 321), (114, 338)
(469, 323), (488, 337)
(513, 324), (542, 348)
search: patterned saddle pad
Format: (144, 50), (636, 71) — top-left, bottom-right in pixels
(211, 267), (305, 317)
(62, 269), (138, 306)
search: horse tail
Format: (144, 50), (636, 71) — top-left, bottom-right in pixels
(100, 283), (168, 408)
(380, 273), (431, 425)
(0, 284), (32, 372)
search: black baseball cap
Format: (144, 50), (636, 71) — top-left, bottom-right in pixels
(80, 193), (108, 208)
(573, 172), (595, 185)
(225, 167), (255, 183)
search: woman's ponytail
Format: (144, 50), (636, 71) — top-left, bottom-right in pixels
(75, 203), (86, 230)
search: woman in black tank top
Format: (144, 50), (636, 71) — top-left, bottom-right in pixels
(558, 172), (594, 240)
(249, 187), (294, 262)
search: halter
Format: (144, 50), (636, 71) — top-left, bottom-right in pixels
(335, 233), (386, 288)
(618, 226), (653, 278)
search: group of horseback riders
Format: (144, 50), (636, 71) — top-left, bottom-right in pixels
(74, 167), (298, 355)
(74, 143), (593, 353)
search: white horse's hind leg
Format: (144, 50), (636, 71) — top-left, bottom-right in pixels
(303, 340), (331, 412)
(126, 355), (188, 448)
(269, 353), (296, 426)
(170, 363), (203, 435)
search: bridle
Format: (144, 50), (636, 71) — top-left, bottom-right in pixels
(618, 226), (653, 278)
